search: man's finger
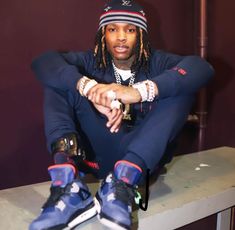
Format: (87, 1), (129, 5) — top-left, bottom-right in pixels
(106, 109), (119, 127)
(110, 112), (123, 133)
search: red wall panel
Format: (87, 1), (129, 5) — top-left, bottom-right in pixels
(0, 0), (194, 189)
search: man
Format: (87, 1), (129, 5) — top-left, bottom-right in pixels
(29, 0), (214, 229)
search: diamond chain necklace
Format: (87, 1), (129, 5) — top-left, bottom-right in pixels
(112, 61), (135, 86)
(111, 61), (135, 121)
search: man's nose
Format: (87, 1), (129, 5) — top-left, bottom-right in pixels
(117, 30), (127, 41)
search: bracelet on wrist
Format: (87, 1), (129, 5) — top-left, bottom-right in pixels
(78, 76), (89, 96)
(132, 80), (156, 102)
(78, 76), (98, 97)
(132, 82), (148, 102)
(146, 80), (155, 102)
(83, 79), (98, 97)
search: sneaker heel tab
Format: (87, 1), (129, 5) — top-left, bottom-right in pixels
(114, 160), (142, 173)
(48, 164), (77, 187)
(114, 160), (142, 185)
(48, 163), (76, 175)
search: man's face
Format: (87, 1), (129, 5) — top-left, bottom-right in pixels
(105, 23), (137, 63)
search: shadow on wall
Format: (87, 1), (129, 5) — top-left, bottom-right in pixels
(0, 84), (52, 190)
(140, 0), (166, 49)
(207, 57), (234, 111)
(205, 56), (235, 149)
(0, 122), (52, 190)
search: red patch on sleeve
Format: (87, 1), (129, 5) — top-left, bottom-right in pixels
(172, 66), (187, 76)
(178, 68), (187, 75)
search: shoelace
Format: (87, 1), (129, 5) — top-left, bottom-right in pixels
(112, 177), (136, 205)
(42, 186), (67, 209)
(137, 169), (150, 211)
(111, 168), (150, 211)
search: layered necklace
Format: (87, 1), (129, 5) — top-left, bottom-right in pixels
(112, 61), (136, 86)
(112, 61), (135, 120)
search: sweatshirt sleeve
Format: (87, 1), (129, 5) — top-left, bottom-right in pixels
(31, 50), (91, 91)
(150, 51), (215, 99)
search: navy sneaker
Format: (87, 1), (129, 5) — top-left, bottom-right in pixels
(94, 160), (142, 230)
(29, 164), (97, 230)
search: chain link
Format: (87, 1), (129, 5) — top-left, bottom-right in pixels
(112, 61), (136, 86)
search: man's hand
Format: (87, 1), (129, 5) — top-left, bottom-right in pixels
(87, 83), (141, 133)
(87, 83), (141, 106)
(92, 102), (123, 133)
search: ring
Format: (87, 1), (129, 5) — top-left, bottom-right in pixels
(107, 90), (116, 100)
(110, 99), (122, 110)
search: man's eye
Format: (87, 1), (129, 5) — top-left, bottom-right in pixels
(128, 28), (136, 33)
(108, 28), (116, 32)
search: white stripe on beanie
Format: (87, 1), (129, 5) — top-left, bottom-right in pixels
(98, 0), (148, 32)
(99, 14), (147, 31)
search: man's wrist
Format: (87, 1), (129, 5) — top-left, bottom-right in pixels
(132, 83), (147, 102)
(153, 82), (159, 97)
(77, 76), (98, 97)
(77, 76), (89, 95)
(132, 80), (159, 102)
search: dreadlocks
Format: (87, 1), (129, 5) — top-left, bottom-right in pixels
(94, 26), (151, 74)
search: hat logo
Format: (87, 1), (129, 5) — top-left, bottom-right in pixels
(104, 6), (112, 12)
(122, 0), (132, 6)
(140, 10), (145, 16)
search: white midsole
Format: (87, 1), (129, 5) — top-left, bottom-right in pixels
(93, 197), (128, 230)
(93, 197), (101, 213)
(67, 205), (97, 228)
(98, 216), (127, 230)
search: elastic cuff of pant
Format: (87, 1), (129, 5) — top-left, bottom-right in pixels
(122, 152), (147, 176)
(54, 152), (71, 164)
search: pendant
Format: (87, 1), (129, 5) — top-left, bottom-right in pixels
(123, 113), (132, 120)
(123, 104), (132, 120)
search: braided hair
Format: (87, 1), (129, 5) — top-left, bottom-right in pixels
(94, 26), (151, 74)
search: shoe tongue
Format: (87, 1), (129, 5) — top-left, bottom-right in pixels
(48, 164), (75, 187)
(114, 162), (142, 185)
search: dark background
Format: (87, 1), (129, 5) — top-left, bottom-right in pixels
(0, 0), (234, 229)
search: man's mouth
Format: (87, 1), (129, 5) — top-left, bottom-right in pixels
(113, 45), (129, 53)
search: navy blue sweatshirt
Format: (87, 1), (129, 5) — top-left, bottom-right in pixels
(31, 49), (214, 99)
(31, 49), (214, 168)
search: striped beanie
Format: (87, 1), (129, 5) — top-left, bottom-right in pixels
(99, 0), (147, 32)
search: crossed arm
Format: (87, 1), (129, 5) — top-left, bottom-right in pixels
(79, 81), (158, 133)
(31, 50), (214, 133)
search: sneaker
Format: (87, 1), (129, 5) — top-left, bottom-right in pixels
(29, 164), (97, 230)
(94, 160), (142, 230)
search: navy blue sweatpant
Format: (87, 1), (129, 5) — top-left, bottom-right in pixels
(44, 87), (194, 178)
